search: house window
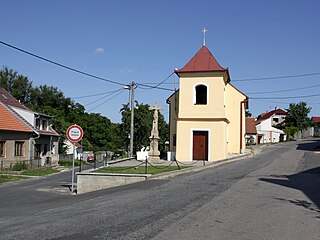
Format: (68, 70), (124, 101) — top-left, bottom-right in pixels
(273, 118), (279, 123)
(0, 141), (5, 157)
(15, 141), (25, 156)
(36, 119), (41, 129)
(195, 85), (207, 105)
(42, 120), (48, 131)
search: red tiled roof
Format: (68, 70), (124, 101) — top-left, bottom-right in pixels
(175, 46), (230, 81)
(312, 116), (320, 123)
(0, 88), (31, 111)
(258, 109), (287, 121)
(0, 102), (33, 132)
(245, 117), (257, 134)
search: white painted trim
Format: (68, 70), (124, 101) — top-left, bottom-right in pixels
(193, 82), (209, 105)
(190, 128), (211, 161)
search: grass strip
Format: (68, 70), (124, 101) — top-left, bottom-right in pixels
(94, 166), (189, 175)
(20, 168), (59, 176)
(0, 175), (27, 184)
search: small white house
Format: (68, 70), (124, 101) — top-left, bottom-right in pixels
(64, 140), (83, 159)
(256, 109), (286, 144)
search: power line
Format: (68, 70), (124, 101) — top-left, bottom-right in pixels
(150, 72), (174, 88)
(251, 93), (320, 100)
(233, 72), (320, 82)
(137, 83), (175, 91)
(87, 90), (125, 112)
(84, 89), (123, 107)
(137, 72), (175, 92)
(72, 88), (124, 99)
(0, 40), (125, 86)
(246, 83), (320, 95)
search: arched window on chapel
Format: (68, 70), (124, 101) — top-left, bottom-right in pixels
(195, 85), (207, 105)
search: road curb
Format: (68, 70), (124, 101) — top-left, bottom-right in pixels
(150, 152), (252, 180)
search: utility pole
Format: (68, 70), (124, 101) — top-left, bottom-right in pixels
(130, 81), (135, 157)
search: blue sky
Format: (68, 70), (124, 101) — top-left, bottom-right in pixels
(1, 0), (320, 123)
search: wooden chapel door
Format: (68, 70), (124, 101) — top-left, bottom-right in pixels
(193, 131), (208, 160)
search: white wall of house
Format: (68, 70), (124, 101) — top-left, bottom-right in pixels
(245, 134), (257, 145)
(256, 120), (285, 143)
(11, 107), (35, 125)
(64, 140), (82, 159)
(272, 115), (286, 125)
(256, 115), (286, 143)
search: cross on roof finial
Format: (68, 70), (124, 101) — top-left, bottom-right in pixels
(201, 27), (208, 46)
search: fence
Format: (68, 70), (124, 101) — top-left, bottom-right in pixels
(0, 157), (52, 171)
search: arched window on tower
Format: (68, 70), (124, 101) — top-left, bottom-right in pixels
(195, 85), (207, 105)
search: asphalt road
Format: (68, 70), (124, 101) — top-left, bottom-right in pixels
(0, 139), (319, 240)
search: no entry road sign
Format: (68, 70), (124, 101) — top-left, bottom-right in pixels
(66, 125), (83, 143)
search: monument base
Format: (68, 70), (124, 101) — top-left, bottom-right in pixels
(148, 156), (164, 164)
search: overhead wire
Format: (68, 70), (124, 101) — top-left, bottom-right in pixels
(137, 84), (175, 91)
(3, 39), (320, 106)
(72, 88), (124, 99)
(250, 92), (320, 100)
(233, 72), (320, 82)
(87, 90), (125, 112)
(84, 89), (124, 107)
(246, 83), (320, 95)
(136, 71), (175, 92)
(0, 40), (125, 86)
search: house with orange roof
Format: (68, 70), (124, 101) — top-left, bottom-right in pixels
(245, 117), (258, 145)
(167, 45), (248, 162)
(0, 88), (59, 168)
(255, 108), (286, 144)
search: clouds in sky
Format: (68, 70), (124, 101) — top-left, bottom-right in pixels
(95, 47), (105, 54)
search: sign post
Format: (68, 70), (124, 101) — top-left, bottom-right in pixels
(66, 125), (83, 193)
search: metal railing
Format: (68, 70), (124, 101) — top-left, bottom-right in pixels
(0, 157), (51, 171)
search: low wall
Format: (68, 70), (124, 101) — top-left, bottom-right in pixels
(77, 172), (151, 194)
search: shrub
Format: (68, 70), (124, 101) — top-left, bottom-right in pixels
(11, 162), (28, 171)
(58, 159), (82, 167)
(283, 126), (299, 140)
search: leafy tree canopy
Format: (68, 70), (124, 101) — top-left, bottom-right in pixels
(0, 66), (123, 153)
(285, 102), (312, 131)
(245, 109), (252, 117)
(119, 102), (168, 156)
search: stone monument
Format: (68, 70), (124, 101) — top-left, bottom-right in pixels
(148, 101), (163, 162)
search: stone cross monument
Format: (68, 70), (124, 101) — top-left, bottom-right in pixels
(148, 101), (163, 162)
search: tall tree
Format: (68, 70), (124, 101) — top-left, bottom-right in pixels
(0, 66), (33, 103)
(0, 67), (128, 154)
(120, 102), (168, 156)
(285, 102), (312, 132)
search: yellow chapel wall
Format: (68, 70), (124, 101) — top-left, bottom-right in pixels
(225, 84), (246, 154)
(175, 72), (228, 161)
(175, 120), (227, 162)
(178, 73), (226, 119)
(167, 91), (179, 152)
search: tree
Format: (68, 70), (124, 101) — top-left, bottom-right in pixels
(0, 67), (122, 154)
(285, 102), (312, 133)
(245, 109), (252, 117)
(283, 126), (299, 140)
(119, 102), (168, 156)
(0, 66), (33, 103)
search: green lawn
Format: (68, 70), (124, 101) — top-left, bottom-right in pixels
(0, 167), (59, 185)
(0, 175), (27, 184)
(94, 165), (189, 175)
(20, 168), (59, 176)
